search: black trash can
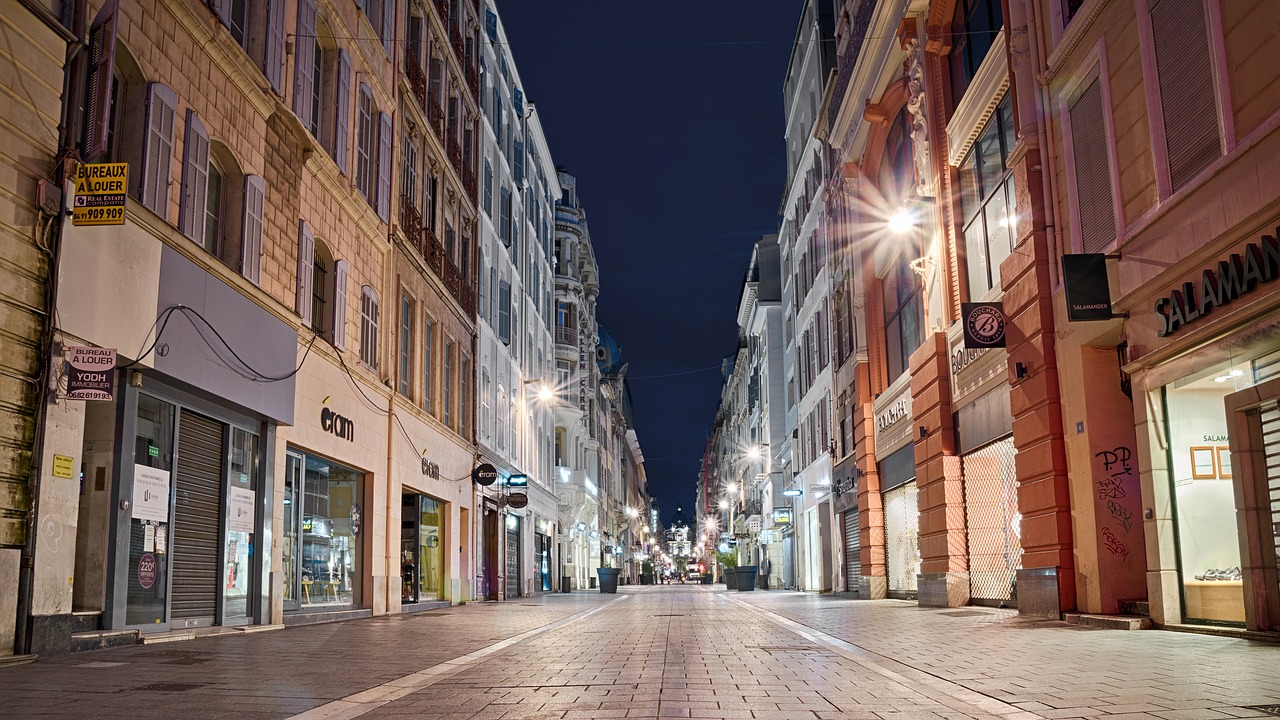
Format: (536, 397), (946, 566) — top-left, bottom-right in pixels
(596, 568), (620, 593)
(561, 575), (572, 593)
(735, 566), (758, 592)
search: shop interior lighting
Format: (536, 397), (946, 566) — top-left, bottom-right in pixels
(1213, 369), (1245, 383)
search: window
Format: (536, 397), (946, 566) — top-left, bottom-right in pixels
(422, 316), (434, 413)
(1066, 76), (1116, 253)
(360, 0), (394, 58)
(443, 339), (454, 428)
(399, 294), (413, 397)
(1149, 0), (1220, 193)
(958, 95), (1017, 296)
(401, 135), (419, 221)
(356, 84), (375, 202)
(204, 159), (222, 255)
(460, 354), (470, 438)
(360, 285), (379, 369)
(499, 187), (512, 246)
(212, 0), (285, 93)
(496, 385), (506, 449)
(309, 236), (330, 336)
(483, 160), (493, 216)
(949, 0), (1003, 105)
(883, 252), (923, 379)
(480, 369), (490, 437)
(498, 280), (511, 344)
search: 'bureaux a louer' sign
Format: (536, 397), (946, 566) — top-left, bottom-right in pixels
(1155, 227), (1280, 337)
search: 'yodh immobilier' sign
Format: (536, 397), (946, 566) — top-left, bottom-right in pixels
(1155, 228), (1280, 337)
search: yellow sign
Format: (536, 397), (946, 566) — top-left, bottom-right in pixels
(52, 454), (75, 479)
(72, 162), (128, 226)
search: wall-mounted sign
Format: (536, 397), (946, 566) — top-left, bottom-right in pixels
(950, 347), (986, 378)
(1062, 254), (1115, 321)
(507, 492), (528, 509)
(962, 302), (1007, 349)
(472, 462), (498, 486)
(508, 474), (528, 487)
(321, 407), (354, 441)
(72, 162), (127, 226)
(1155, 229), (1280, 337)
(771, 508), (793, 525)
(52, 454), (75, 479)
(876, 398), (909, 432)
(65, 346), (116, 400)
(132, 465), (170, 523)
(421, 457), (440, 479)
(578, 327), (588, 411)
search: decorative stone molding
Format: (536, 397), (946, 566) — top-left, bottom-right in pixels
(904, 35), (934, 198)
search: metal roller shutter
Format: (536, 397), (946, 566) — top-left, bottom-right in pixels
(1260, 401), (1280, 574)
(843, 510), (861, 594)
(505, 519), (520, 599)
(172, 410), (223, 623)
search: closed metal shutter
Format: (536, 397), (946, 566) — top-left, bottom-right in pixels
(1260, 401), (1280, 574)
(963, 437), (1023, 602)
(172, 410), (223, 623)
(843, 510), (861, 594)
(885, 482), (919, 595)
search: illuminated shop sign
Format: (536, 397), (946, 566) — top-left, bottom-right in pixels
(1156, 229), (1280, 337)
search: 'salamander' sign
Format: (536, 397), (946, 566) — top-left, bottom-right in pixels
(1155, 228), (1280, 337)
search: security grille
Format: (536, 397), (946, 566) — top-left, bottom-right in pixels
(1260, 400), (1280, 575)
(885, 482), (919, 595)
(172, 410), (224, 623)
(843, 510), (861, 594)
(504, 518), (521, 599)
(963, 437), (1023, 602)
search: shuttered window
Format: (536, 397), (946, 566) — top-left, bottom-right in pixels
(499, 188), (511, 245)
(1068, 77), (1116, 253)
(240, 175), (265, 284)
(1151, 0), (1219, 192)
(264, 0), (286, 93)
(296, 221), (316, 327)
(356, 84), (374, 203)
(377, 112), (393, 222)
(84, 0), (119, 161)
(333, 259), (349, 349)
(293, 0), (316, 124)
(443, 339), (454, 428)
(334, 51), (352, 174)
(180, 110), (210, 243)
(483, 160), (493, 216)
(360, 285), (379, 369)
(398, 294), (413, 397)
(422, 317), (433, 413)
(459, 354), (470, 438)
(141, 84), (177, 218)
(497, 280), (511, 344)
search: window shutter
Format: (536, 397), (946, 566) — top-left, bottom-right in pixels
(499, 188), (511, 245)
(361, 287), (380, 369)
(333, 259), (349, 349)
(513, 138), (524, 185)
(381, 0), (395, 59)
(489, 267), (497, 325)
(485, 9), (497, 42)
(498, 280), (511, 343)
(334, 50), (352, 174)
(141, 83), (177, 217)
(84, 0), (119, 161)
(293, 0), (316, 123)
(377, 111), (393, 222)
(210, 0), (232, 26)
(240, 175), (265, 284)
(1068, 78), (1116, 253)
(1151, 0), (1219, 191)
(297, 220), (316, 326)
(264, 0), (286, 94)
(179, 110), (210, 242)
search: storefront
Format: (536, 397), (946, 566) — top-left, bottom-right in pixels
(504, 512), (522, 599)
(874, 377), (918, 598)
(1129, 218), (1280, 631)
(400, 492), (445, 605)
(948, 332), (1022, 605)
(535, 527), (553, 592)
(832, 456), (859, 595)
(281, 449), (364, 612)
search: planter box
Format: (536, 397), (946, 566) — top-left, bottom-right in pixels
(597, 568), (621, 594)
(734, 566), (758, 591)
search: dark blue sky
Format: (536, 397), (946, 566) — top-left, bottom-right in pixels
(495, 2), (802, 524)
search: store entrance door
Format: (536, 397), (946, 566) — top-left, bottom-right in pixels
(171, 410), (224, 627)
(1225, 376), (1280, 631)
(482, 504), (499, 601)
(505, 515), (521, 599)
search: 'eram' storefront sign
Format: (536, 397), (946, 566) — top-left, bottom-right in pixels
(1156, 228), (1280, 337)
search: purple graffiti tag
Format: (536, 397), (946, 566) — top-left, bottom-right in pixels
(1101, 527), (1129, 559)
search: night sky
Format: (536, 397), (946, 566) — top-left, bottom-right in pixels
(495, 2), (803, 524)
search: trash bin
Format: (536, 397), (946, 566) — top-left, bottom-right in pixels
(561, 575), (572, 593)
(589, 576), (597, 589)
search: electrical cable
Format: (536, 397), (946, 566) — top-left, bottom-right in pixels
(627, 363), (725, 380)
(117, 305), (182, 369)
(176, 305), (317, 382)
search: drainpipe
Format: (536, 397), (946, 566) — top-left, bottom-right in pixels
(15, 0), (86, 656)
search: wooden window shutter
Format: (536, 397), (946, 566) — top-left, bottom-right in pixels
(141, 84), (177, 218)
(293, 0), (316, 124)
(209, 0), (233, 26)
(360, 287), (379, 368)
(377, 111), (393, 222)
(334, 51), (352, 174)
(333, 259), (349, 349)
(179, 109), (210, 242)
(240, 175), (265, 285)
(498, 280), (511, 343)
(264, 0), (286, 94)
(485, 9), (497, 42)
(84, 0), (119, 161)
(1068, 77), (1116, 253)
(382, 0), (395, 59)
(1151, 0), (1219, 192)
(297, 220), (316, 326)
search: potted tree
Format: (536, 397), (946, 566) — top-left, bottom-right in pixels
(596, 550), (621, 593)
(716, 550), (738, 589)
(640, 560), (654, 585)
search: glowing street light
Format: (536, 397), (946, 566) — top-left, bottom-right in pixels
(889, 207), (915, 235)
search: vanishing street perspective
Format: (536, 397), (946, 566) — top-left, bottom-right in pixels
(1, 0), (1280, 718)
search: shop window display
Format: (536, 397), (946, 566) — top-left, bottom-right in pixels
(401, 493), (443, 603)
(283, 450), (363, 610)
(1164, 362), (1252, 624)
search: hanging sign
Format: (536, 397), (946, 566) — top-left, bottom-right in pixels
(962, 302), (1007, 349)
(132, 465), (170, 523)
(507, 492), (529, 509)
(72, 162), (128, 226)
(472, 462), (498, 486)
(771, 508), (793, 525)
(1062, 254), (1116, 321)
(65, 346), (116, 400)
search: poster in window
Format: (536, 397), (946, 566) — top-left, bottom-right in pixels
(132, 465), (171, 522)
(1189, 447), (1216, 479)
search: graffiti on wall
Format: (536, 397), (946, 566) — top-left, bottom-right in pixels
(1095, 446), (1139, 558)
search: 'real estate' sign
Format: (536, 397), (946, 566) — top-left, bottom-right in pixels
(1156, 228), (1280, 337)
(72, 162), (128, 226)
(65, 346), (116, 400)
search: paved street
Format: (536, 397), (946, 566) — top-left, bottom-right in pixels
(2, 587), (1280, 720)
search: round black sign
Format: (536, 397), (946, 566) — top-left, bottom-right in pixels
(965, 304), (1006, 347)
(472, 462), (498, 486)
(507, 492), (529, 509)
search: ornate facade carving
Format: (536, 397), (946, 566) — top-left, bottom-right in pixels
(905, 36), (934, 198)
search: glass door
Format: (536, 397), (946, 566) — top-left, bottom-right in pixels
(282, 452), (302, 612)
(222, 428), (259, 625)
(127, 394), (176, 628)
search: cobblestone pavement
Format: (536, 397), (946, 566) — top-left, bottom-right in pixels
(2, 586), (1279, 720)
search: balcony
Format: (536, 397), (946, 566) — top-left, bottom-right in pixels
(463, 165), (477, 200)
(421, 224), (475, 314)
(555, 326), (576, 346)
(405, 49), (428, 114)
(429, 101), (445, 142)
(448, 137), (463, 176)
(433, 0), (448, 23)
(399, 196), (423, 246)
(466, 63), (479, 99)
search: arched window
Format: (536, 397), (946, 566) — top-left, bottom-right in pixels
(878, 109), (923, 380)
